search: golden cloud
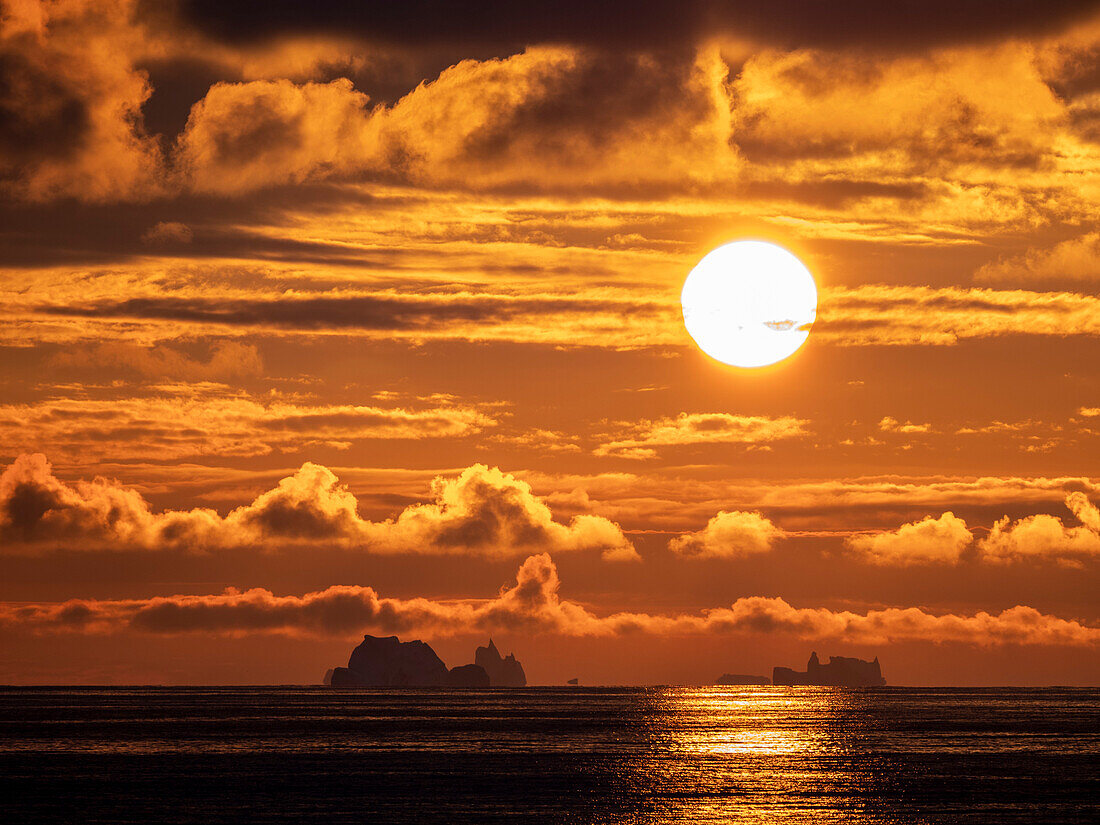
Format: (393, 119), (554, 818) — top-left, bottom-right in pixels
(846, 512), (974, 566)
(848, 495), (1100, 566)
(669, 510), (784, 559)
(0, 0), (164, 201)
(878, 416), (934, 434)
(0, 393), (493, 461)
(3, 552), (1096, 646)
(979, 494), (1100, 564)
(0, 455), (637, 560)
(594, 412), (809, 459)
(976, 233), (1100, 282)
(48, 342), (262, 382)
(175, 47), (738, 195)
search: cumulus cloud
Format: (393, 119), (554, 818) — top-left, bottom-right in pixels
(979, 493), (1100, 564)
(176, 77), (373, 194)
(595, 413), (808, 459)
(3, 552), (1097, 647)
(0, 455), (637, 560)
(729, 44), (1064, 176)
(976, 233), (1100, 282)
(0, 0), (164, 201)
(845, 496), (1100, 566)
(846, 512), (974, 565)
(669, 510), (783, 559)
(174, 47), (738, 195)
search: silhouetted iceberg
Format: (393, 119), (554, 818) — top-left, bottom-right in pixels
(446, 664), (491, 687)
(716, 673), (770, 685)
(475, 638), (527, 687)
(326, 635), (526, 687)
(329, 635), (448, 687)
(772, 652), (886, 687)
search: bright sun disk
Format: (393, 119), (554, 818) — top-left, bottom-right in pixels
(681, 240), (818, 368)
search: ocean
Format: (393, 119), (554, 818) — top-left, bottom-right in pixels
(2, 687), (1097, 823)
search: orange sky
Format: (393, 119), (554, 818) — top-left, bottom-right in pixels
(2, 0), (1099, 685)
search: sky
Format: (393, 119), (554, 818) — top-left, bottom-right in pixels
(2, 0), (1100, 686)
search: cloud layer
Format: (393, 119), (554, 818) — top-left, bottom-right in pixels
(0, 455), (637, 560)
(0, 393), (493, 461)
(595, 413), (808, 459)
(3, 552), (1096, 646)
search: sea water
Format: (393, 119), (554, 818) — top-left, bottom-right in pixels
(2, 686), (1097, 823)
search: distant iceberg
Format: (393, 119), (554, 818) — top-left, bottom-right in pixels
(475, 638), (527, 687)
(772, 652), (886, 687)
(326, 635), (527, 687)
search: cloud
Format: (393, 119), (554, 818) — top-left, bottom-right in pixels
(16, 279), (1100, 352)
(174, 47), (738, 195)
(3, 0), (1098, 232)
(669, 510), (783, 559)
(0, 452), (164, 547)
(141, 221), (194, 245)
(0, 393), (493, 461)
(176, 77), (373, 194)
(816, 285), (1100, 346)
(979, 494), (1100, 564)
(521, 471), (1100, 533)
(0, 0), (164, 201)
(879, 416), (934, 434)
(178, 1), (1100, 51)
(0, 455), (637, 560)
(846, 512), (974, 566)
(48, 342), (262, 381)
(594, 413), (808, 459)
(729, 44), (1064, 175)
(3, 552), (1097, 647)
(31, 289), (676, 348)
(976, 233), (1100, 282)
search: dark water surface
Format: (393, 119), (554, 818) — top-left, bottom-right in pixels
(2, 687), (1097, 823)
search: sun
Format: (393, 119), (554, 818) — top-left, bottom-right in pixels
(681, 240), (818, 368)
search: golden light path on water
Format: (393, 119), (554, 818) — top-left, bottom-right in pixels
(628, 687), (910, 824)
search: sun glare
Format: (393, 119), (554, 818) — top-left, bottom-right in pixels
(681, 240), (818, 368)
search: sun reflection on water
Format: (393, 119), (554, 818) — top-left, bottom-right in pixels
(664, 688), (824, 757)
(627, 687), (909, 824)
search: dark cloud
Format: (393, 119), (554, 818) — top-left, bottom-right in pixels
(0, 0), (164, 201)
(35, 293), (665, 332)
(176, 1), (1100, 51)
(0, 185), (399, 268)
(0, 49), (89, 173)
